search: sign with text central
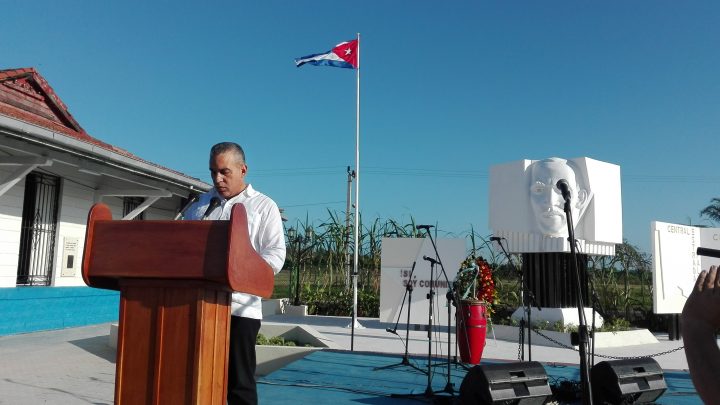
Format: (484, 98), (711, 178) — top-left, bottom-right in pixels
(652, 221), (720, 313)
(379, 237), (466, 326)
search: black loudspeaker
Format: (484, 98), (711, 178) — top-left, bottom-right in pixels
(590, 358), (667, 404)
(459, 361), (552, 405)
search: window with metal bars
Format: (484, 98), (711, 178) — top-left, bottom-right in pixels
(123, 197), (145, 220)
(16, 172), (61, 286)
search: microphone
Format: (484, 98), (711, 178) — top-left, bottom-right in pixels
(416, 225), (434, 230)
(698, 247), (720, 258)
(202, 197), (221, 219)
(490, 236), (505, 242)
(556, 179), (571, 201)
(423, 255), (439, 265)
(174, 194), (199, 220)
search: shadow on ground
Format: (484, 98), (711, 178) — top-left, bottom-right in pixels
(69, 335), (116, 363)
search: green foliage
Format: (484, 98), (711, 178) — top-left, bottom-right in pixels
(278, 210), (659, 330)
(564, 323), (578, 333)
(256, 333), (309, 347)
(302, 285), (379, 317)
(700, 197), (720, 224)
(533, 321), (578, 333)
(599, 318), (632, 332)
(588, 240), (652, 321)
(282, 210), (419, 317)
(534, 320), (551, 331)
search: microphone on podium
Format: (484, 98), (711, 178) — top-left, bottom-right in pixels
(174, 195), (199, 220)
(202, 197), (221, 219)
(698, 247), (720, 258)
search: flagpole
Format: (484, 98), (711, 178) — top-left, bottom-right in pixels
(351, 32), (362, 351)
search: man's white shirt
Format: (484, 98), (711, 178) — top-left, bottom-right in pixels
(185, 184), (286, 319)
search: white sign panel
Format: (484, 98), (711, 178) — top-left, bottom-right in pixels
(652, 221), (720, 313)
(379, 238), (466, 327)
(61, 237), (79, 277)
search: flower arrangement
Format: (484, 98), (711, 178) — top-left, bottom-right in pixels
(455, 256), (497, 312)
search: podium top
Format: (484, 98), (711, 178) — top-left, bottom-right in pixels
(82, 203), (274, 298)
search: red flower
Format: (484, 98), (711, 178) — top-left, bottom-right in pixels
(455, 256), (497, 314)
(475, 257), (496, 306)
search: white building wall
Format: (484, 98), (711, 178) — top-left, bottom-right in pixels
(50, 195), (179, 286)
(0, 174), (184, 288)
(144, 197), (179, 220)
(0, 169), (24, 287)
(51, 180), (94, 287)
(100, 197), (125, 220)
(51, 192), (180, 286)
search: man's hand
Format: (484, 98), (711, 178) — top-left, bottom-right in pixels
(682, 265), (720, 404)
(682, 266), (720, 333)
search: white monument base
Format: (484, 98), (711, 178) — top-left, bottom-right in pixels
(262, 298), (288, 316)
(511, 306), (604, 329)
(284, 304), (309, 316)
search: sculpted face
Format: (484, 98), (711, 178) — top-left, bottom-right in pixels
(529, 159), (588, 236)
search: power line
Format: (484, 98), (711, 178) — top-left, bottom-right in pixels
(282, 200), (345, 208)
(183, 166), (720, 183)
(623, 174), (720, 184)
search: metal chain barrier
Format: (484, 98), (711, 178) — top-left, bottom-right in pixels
(531, 328), (685, 360)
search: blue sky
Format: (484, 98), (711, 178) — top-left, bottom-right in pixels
(2, 1), (719, 253)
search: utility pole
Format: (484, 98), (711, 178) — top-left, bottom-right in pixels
(345, 166), (355, 288)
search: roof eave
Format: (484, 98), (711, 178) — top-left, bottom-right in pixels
(0, 113), (212, 194)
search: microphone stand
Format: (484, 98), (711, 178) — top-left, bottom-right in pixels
(422, 229), (457, 396)
(390, 229), (454, 400)
(586, 263), (606, 367)
(495, 238), (541, 361)
(173, 194), (198, 220)
(561, 191), (594, 405)
(391, 256), (438, 399)
(375, 262), (426, 373)
(424, 257), (437, 397)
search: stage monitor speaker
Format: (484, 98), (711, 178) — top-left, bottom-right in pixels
(590, 358), (667, 404)
(459, 361), (552, 405)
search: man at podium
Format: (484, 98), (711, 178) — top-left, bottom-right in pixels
(185, 142), (286, 405)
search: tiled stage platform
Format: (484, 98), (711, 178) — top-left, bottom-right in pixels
(259, 350), (698, 404)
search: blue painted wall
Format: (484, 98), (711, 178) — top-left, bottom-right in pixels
(0, 287), (119, 336)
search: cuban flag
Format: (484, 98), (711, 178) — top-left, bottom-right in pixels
(295, 39), (358, 69)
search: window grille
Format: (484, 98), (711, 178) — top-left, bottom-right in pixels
(123, 197), (145, 220)
(17, 172), (61, 286)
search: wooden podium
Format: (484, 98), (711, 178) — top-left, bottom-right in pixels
(82, 203), (273, 405)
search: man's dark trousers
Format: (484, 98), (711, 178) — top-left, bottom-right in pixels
(228, 316), (261, 405)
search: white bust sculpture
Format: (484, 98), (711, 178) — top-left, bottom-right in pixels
(489, 156), (622, 254)
(528, 157), (592, 237)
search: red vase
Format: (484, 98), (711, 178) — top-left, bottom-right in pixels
(456, 300), (487, 364)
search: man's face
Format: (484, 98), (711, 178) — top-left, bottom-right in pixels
(529, 160), (579, 235)
(210, 151), (247, 199)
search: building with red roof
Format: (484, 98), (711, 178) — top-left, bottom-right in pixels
(0, 67), (211, 289)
